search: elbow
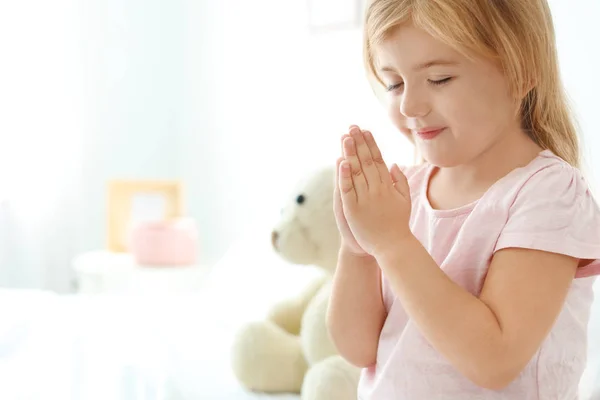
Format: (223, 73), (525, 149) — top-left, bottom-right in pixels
(467, 361), (522, 391)
(334, 346), (377, 369)
(326, 315), (377, 369)
(471, 372), (515, 391)
(343, 350), (377, 369)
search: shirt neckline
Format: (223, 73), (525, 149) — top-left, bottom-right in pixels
(421, 149), (554, 218)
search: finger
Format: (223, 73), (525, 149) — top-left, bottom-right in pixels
(390, 163), (410, 200)
(349, 127), (379, 187)
(341, 134), (350, 157)
(339, 159), (356, 201)
(333, 157), (344, 218)
(334, 156), (343, 187)
(343, 136), (368, 195)
(363, 130), (392, 185)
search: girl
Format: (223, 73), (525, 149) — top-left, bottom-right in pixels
(326, 0), (600, 399)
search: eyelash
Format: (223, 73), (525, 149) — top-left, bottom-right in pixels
(386, 77), (453, 92)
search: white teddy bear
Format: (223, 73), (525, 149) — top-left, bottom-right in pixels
(230, 166), (361, 399)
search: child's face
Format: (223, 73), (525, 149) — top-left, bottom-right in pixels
(374, 23), (522, 167)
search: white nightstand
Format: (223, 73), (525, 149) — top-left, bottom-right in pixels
(72, 251), (211, 294)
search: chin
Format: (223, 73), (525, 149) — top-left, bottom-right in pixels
(419, 148), (463, 168)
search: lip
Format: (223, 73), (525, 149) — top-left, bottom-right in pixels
(413, 127), (445, 140)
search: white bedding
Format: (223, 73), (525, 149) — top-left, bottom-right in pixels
(0, 236), (316, 400)
(0, 234), (598, 399)
(0, 290), (303, 400)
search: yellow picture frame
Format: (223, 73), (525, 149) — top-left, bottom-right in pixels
(107, 179), (183, 252)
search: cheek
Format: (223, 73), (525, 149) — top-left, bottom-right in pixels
(387, 99), (413, 141)
(445, 84), (507, 140)
(387, 100), (402, 127)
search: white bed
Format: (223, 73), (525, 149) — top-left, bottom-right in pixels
(0, 290), (303, 400)
(0, 234), (598, 399)
(0, 234), (318, 400)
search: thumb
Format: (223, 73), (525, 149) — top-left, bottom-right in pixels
(333, 157), (344, 206)
(390, 164), (409, 198)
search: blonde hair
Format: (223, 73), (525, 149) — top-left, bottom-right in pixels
(363, 0), (581, 168)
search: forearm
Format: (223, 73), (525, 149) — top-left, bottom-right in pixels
(376, 235), (506, 388)
(327, 247), (386, 368)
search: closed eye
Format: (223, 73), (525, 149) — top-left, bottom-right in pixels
(386, 77), (452, 92)
(429, 77), (452, 86)
(386, 82), (403, 92)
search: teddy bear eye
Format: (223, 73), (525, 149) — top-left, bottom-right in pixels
(296, 194), (306, 205)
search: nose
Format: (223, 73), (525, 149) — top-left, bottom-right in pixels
(399, 87), (429, 118)
(271, 231), (279, 250)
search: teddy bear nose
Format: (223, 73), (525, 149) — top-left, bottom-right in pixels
(271, 230), (279, 250)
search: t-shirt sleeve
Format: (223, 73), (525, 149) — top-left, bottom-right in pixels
(494, 164), (600, 278)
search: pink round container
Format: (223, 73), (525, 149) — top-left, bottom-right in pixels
(128, 218), (199, 266)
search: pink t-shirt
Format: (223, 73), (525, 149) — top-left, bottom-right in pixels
(357, 150), (600, 399)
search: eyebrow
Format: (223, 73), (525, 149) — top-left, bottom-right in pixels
(379, 59), (459, 73)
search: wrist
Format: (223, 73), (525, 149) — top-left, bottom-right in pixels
(339, 244), (376, 262)
(373, 232), (418, 266)
(339, 243), (374, 260)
